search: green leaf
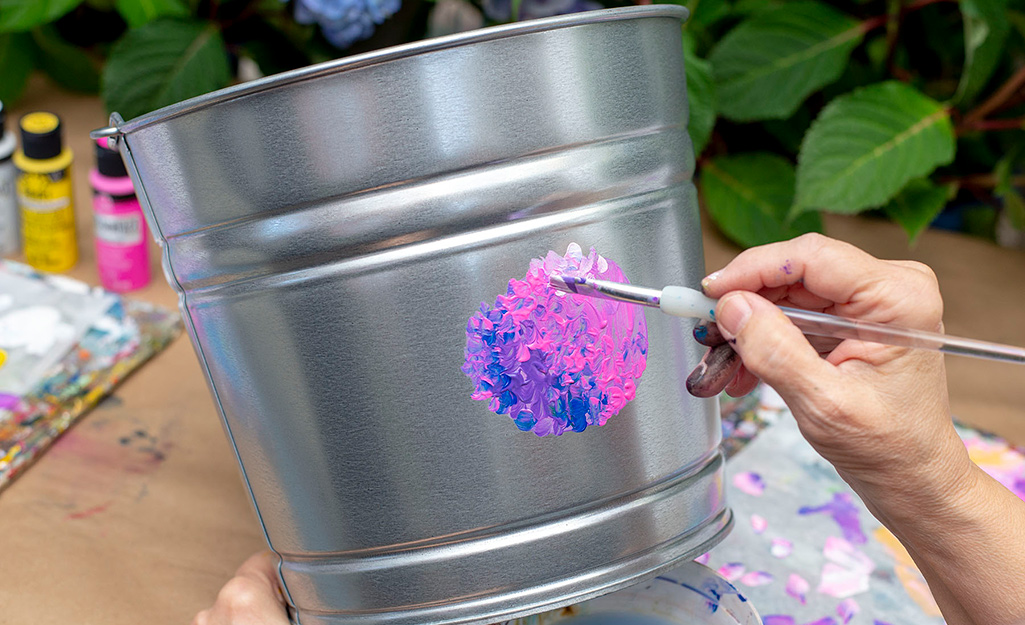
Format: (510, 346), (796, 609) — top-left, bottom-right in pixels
(708, 2), (863, 121)
(794, 81), (955, 215)
(0, 32), (34, 104)
(102, 18), (231, 121)
(1005, 190), (1025, 230)
(955, 0), (1010, 104)
(682, 0), (731, 30)
(31, 25), (101, 93)
(683, 32), (716, 156)
(883, 179), (949, 244)
(700, 152), (823, 247)
(731, 0), (783, 16)
(0, 0), (84, 32)
(115, 0), (189, 28)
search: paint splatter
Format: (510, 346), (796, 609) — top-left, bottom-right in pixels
(817, 536), (875, 598)
(836, 598), (859, 624)
(717, 562), (745, 582)
(732, 471), (765, 496)
(762, 617), (795, 625)
(750, 513), (767, 534)
(771, 537), (793, 558)
(65, 500), (113, 520)
(807, 619), (838, 625)
(798, 492), (867, 544)
(461, 244), (648, 436)
(786, 573), (810, 604)
(739, 570), (774, 587)
(694, 552), (711, 565)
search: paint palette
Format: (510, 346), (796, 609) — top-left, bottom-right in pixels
(503, 561), (763, 625)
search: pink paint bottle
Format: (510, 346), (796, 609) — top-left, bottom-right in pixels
(90, 140), (150, 292)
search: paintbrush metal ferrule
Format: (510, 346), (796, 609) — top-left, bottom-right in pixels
(549, 275), (662, 307)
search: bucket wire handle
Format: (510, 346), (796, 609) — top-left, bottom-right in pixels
(90, 113), (125, 149)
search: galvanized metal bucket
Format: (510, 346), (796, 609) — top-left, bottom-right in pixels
(93, 6), (731, 624)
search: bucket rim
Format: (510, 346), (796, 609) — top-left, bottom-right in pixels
(92, 4), (688, 139)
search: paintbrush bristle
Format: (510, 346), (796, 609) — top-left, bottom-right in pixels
(549, 274), (588, 294)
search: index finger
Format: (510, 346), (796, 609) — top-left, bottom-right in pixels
(702, 234), (943, 330)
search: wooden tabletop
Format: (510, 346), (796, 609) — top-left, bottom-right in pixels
(2, 76), (1023, 625)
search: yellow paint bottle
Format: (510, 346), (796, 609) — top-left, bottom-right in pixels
(14, 112), (76, 272)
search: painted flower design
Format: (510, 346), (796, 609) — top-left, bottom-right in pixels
(292, 0), (401, 49)
(462, 244), (648, 436)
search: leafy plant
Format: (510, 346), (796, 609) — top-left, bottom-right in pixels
(0, 0), (432, 121)
(1, 0), (1021, 246)
(686, 0), (1025, 247)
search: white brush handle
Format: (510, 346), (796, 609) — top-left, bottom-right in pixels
(658, 286), (1025, 365)
(659, 286), (719, 322)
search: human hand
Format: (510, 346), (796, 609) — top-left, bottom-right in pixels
(192, 550), (290, 625)
(688, 234), (974, 511)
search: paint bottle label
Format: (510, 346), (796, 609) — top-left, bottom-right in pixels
(0, 161), (18, 255)
(19, 168), (77, 272)
(93, 191), (150, 292)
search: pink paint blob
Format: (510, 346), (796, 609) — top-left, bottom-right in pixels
(836, 598), (860, 624)
(693, 552), (711, 565)
(733, 471), (766, 496)
(717, 562), (745, 582)
(786, 573), (810, 605)
(750, 513), (768, 534)
(739, 570), (774, 587)
(771, 537), (793, 559)
(462, 244), (648, 436)
(818, 536), (875, 598)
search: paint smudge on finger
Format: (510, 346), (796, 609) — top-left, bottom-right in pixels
(732, 471), (765, 496)
(462, 244), (648, 436)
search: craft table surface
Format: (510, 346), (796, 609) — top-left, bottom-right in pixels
(2, 77), (1023, 624)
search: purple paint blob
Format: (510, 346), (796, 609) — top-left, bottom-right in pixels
(461, 244), (648, 436)
(733, 471), (766, 496)
(836, 598), (859, 624)
(739, 570), (774, 587)
(781, 259), (793, 275)
(807, 619), (838, 625)
(717, 562), (745, 582)
(798, 492), (867, 544)
(785, 573), (809, 605)
(763, 617), (796, 625)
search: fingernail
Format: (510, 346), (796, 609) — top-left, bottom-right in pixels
(716, 292), (752, 341)
(700, 271), (721, 292)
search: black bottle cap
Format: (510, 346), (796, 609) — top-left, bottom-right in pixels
(96, 141), (128, 178)
(19, 112), (64, 160)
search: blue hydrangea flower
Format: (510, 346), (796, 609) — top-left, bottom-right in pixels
(292, 0), (402, 49)
(482, 0), (602, 22)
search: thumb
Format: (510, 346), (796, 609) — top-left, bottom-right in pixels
(715, 291), (837, 403)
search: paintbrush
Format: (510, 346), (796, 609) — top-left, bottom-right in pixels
(549, 275), (1025, 365)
